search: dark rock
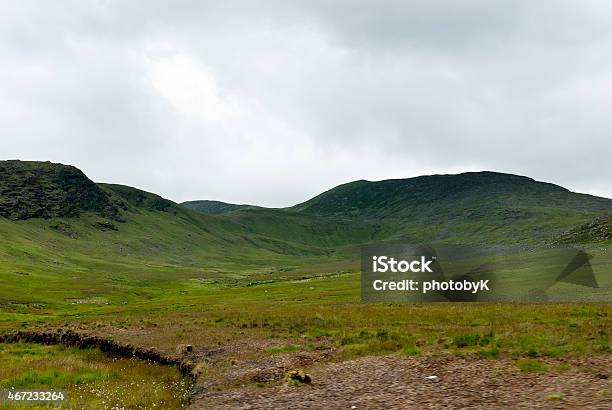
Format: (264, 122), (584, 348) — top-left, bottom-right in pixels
(287, 369), (312, 384)
(93, 221), (118, 231)
(0, 160), (119, 220)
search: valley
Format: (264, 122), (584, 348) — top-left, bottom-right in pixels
(0, 160), (611, 408)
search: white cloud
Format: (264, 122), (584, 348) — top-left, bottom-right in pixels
(148, 53), (234, 123)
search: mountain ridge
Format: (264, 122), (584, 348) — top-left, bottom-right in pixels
(1, 160), (611, 275)
(181, 200), (258, 215)
(291, 171), (576, 217)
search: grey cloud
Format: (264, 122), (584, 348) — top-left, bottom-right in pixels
(0, 1), (611, 206)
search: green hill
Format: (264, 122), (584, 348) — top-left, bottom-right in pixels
(0, 161), (347, 285)
(181, 200), (256, 215)
(293, 172), (608, 218)
(1, 161), (611, 285)
(289, 171), (612, 244)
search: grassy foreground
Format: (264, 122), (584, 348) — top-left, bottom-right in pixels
(0, 343), (190, 409)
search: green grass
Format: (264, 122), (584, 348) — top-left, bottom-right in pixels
(0, 343), (190, 409)
(546, 392), (566, 401)
(1, 261), (609, 360)
(265, 344), (302, 354)
(478, 347), (500, 358)
(19, 272), (605, 361)
(516, 359), (550, 372)
(401, 345), (421, 356)
(453, 331), (496, 348)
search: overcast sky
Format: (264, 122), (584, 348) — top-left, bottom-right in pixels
(1, 1), (611, 206)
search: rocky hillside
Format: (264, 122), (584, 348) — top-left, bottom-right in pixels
(555, 213), (612, 243)
(0, 160), (118, 220)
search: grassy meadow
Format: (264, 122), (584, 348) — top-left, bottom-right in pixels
(0, 343), (190, 409)
(2, 220), (610, 407)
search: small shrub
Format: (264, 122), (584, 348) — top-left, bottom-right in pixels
(73, 371), (103, 385)
(571, 306), (603, 317)
(266, 344), (301, 354)
(311, 329), (332, 337)
(543, 347), (564, 358)
(287, 370), (311, 384)
(556, 363), (571, 372)
(478, 347), (500, 358)
(546, 392), (565, 401)
(401, 345), (421, 356)
(11, 370), (65, 387)
(375, 329), (389, 340)
(192, 362), (207, 378)
(517, 359), (549, 372)
(176, 344), (193, 355)
(453, 331), (494, 348)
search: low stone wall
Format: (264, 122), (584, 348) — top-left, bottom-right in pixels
(0, 329), (195, 377)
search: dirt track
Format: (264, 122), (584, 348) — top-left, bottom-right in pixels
(190, 354), (611, 409)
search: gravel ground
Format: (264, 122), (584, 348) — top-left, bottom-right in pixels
(190, 354), (611, 409)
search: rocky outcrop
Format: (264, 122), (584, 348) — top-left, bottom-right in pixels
(555, 213), (612, 243)
(0, 160), (118, 220)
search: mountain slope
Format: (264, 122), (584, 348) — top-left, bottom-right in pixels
(181, 200), (256, 215)
(0, 161), (351, 288)
(0, 160), (118, 220)
(1, 161), (611, 284)
(288, 171), (612, 243)
(292, 172), (606, 217)
(554, 213), (612, 243)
